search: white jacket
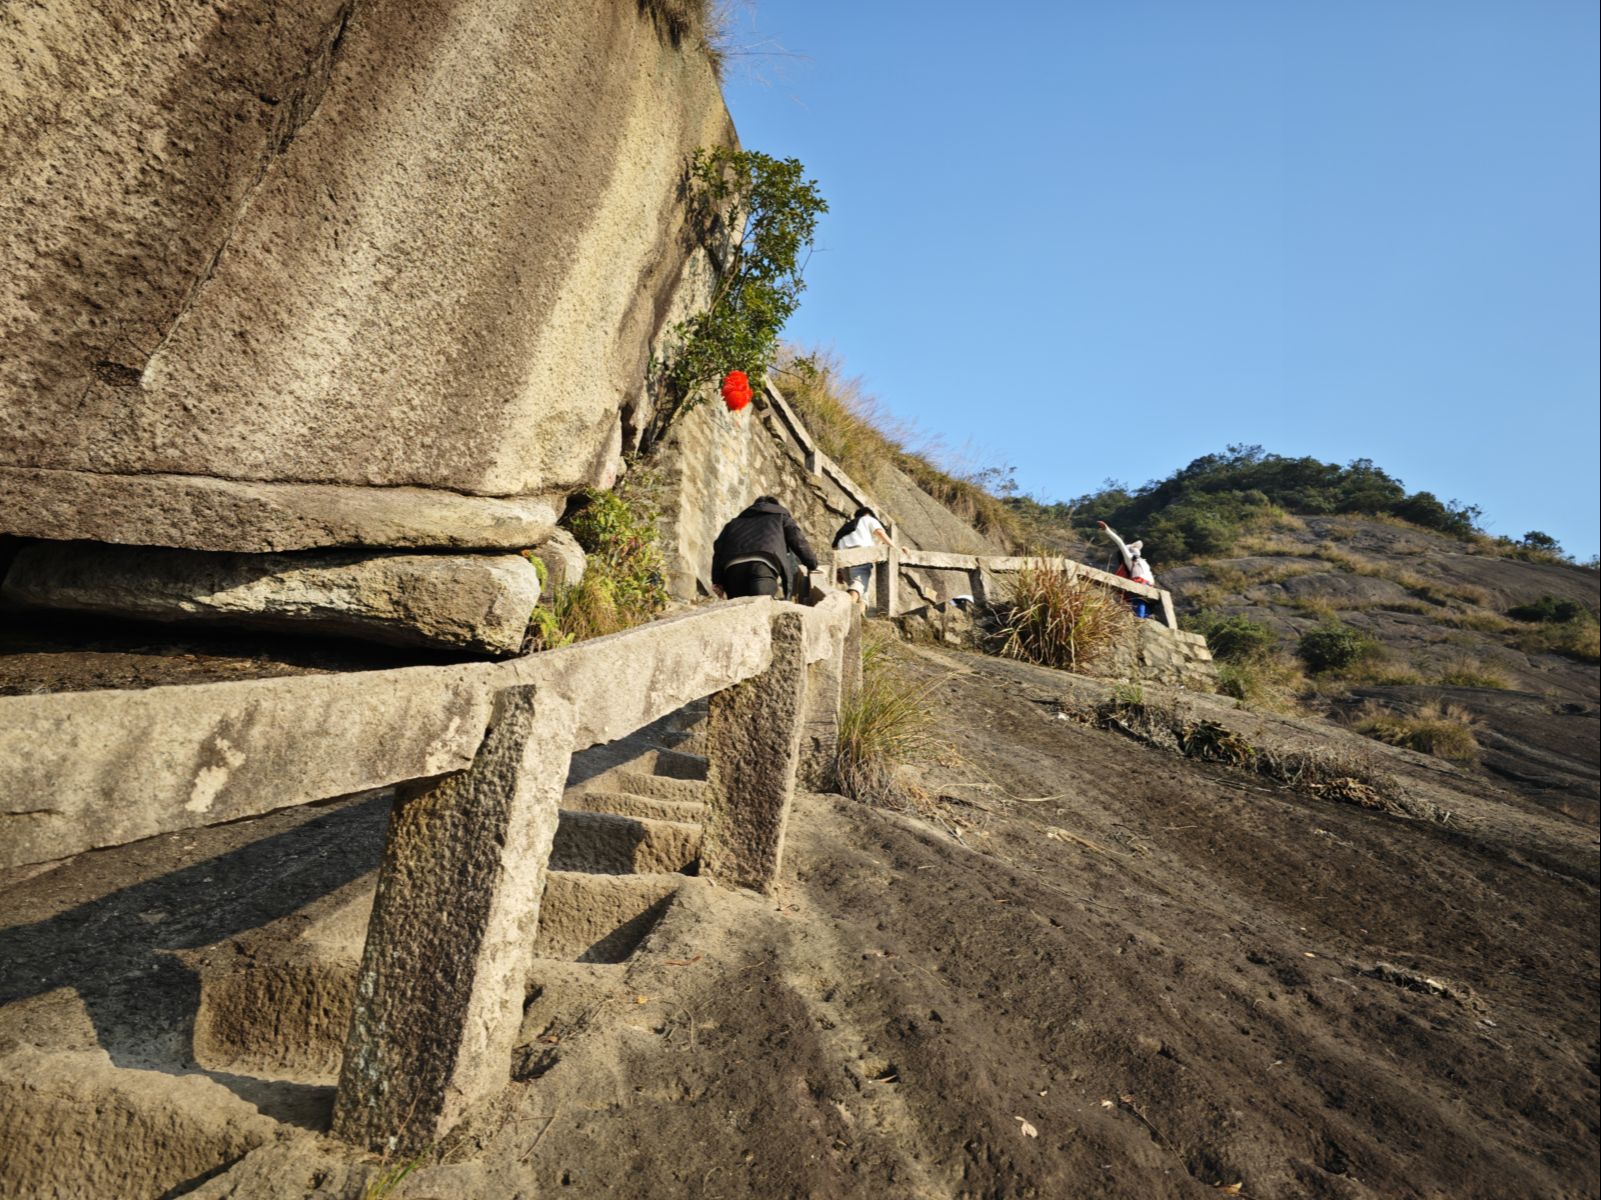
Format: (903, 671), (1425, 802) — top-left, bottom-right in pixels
(1102, 524), (1155, 586)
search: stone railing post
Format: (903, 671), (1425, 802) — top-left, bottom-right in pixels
(1159, 589), (1178, 630)
(701, 611), (808, 894)
(796, 601), (861, 791)
(332, 685), (576, 1155)
(875, 542), (899, 617)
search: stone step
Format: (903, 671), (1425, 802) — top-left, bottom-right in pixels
(562, 789), (706, 823)
(577, 770), (709, 806)
(184, 866), (689, 1082)
(533, 871), (683, 963)
(0, 1044), (288, 1200)
(659, 729), (709, 755)
(549, 810), (701, 875)
(181, 878), (375, 1085)
(566, 745), (707, 791)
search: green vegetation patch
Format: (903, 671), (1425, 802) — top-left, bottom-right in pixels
(649, 148), (827, 444)
(1024, 444), (1485, 563)
(1507, 594), (1586, 624)
(1297, 623), (1380, 673)
(527, 484), (668, 650)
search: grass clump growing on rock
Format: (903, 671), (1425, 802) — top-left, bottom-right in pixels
(835, 626), (938, 807)
(1354, 701), (1481, 763)
(1433, 657), (1512, 689)
(1183, 610), (1306, 711)
(527, 485), (668, 649)
(1513, 615), (1601, 664)
(997, 560), (1135, 673)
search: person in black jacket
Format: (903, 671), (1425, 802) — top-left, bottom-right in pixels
(711, 496), (819, 599)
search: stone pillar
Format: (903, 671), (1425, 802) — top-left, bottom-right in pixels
(841, 600), (863, 700)
(796, 603), (859, 791)
(331, 685), (576, 1155)
(1159, 589), (1178, 630)
(702, 611), (808, 894)
(875, 541), (900, 617)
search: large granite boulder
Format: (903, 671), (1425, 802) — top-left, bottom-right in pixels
(2, 543), (542, 656)
(1, 0), (732, 552)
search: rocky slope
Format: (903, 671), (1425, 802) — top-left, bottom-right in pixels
(1154, 515), (1599, 822)
(5, 642), (1593, 1198)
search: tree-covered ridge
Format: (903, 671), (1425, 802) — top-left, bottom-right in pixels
(1014, 444), (1491, 562)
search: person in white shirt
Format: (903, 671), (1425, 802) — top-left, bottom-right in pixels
(1097, 520), (1156, 618)
(832, 506), (891, 602)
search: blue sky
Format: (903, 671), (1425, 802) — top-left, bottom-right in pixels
(719, 1), (1600, 559)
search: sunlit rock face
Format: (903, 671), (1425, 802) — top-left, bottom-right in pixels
(1, 0), (732, 550)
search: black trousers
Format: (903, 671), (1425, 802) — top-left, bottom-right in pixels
(723, 561), (781, 598)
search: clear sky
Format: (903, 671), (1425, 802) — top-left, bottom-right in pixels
(719, 1), (1600, 559)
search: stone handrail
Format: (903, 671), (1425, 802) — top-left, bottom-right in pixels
(828, 545), (1179, 629)
(0, 590), (861, 1155)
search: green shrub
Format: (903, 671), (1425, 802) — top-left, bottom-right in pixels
(1507, 594), (1585, 624)
(648, 148), (827, 444)
(1055, 444), (1487, 563)
(1184, 611), (1276, 664)
(1297, 623), (1377, 673)
(528, 484), (668, 649)
(997, 561), (1135, 671)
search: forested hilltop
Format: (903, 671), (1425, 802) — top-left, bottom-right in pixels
(1009, 444), (1586, 566)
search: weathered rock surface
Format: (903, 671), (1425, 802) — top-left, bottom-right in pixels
(3, 543), (542, 656)
(528, 527), (588, 589)
(1, 1), (732, 549)
(0, 466), (562, 552)
(0, 667), (490, 870)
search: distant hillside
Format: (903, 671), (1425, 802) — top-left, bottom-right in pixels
(1158, 513), (1598, 822)
(880, 439), (1599, 823)
(1008, 444), (1586, 566)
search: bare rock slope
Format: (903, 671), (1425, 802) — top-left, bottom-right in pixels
(1156, 515), (1600, 821)
(2, 641), (1594, 1199)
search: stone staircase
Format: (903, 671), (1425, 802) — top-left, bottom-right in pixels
(0, 704), (715, 1200)
(189, 700), (713, 1088)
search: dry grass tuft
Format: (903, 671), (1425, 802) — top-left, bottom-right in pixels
(1514, 617), (1601, 663)
(997, 560), (1136, 672)
(1433, 657), (1512, 689)
(1354, 700), (1481, 763)
(835, 626), (941, 807)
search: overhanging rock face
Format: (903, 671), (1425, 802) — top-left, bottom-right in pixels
(3, 543), (544, 656)
(1, 0), (733, 551)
